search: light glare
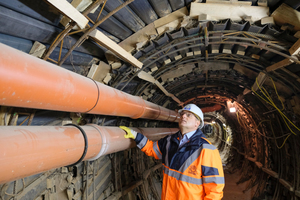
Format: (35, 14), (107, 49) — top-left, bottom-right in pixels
(230, 107), (236, 113)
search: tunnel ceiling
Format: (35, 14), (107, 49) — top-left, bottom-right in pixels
(113, 21), (300, 112)
(1, 0), (300, 200)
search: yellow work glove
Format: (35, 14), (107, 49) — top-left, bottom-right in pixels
(119, 126), (137, 139)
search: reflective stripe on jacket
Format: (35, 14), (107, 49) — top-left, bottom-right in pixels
(135, 128), (224, 200)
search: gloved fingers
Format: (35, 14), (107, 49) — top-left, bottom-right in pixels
(124, 134), (132, 139)
(124, 132), (134, 139)
(119, 126), (130, 133)
(120, 126), (134, 139)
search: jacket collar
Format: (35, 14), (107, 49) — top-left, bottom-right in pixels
(171, 128), (206, 147)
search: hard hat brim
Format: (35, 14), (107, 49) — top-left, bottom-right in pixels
(178, 109), (201, 121)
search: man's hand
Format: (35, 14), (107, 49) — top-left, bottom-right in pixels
(119, 126), (137, 139)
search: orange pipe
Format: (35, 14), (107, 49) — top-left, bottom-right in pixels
(0, 43), (179, 122)
(201, 104), (223, 113)
(0, 125), (178, 184)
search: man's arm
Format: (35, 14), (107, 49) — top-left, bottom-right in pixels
(120, 126), (162, 160)
(200, 144), (225, 200)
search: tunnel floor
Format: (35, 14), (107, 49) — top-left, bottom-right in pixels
(223, 170), (255, 200)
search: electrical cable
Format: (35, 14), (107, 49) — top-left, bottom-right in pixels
(255, 120), (292, 149)
(270, 77), (285, 110)
(256, 120), (291, 139)
(252, 77), (300, 135)
(236, 111), (241, 126)
(251, 76), (300, 148)
(270, 123), (292, 149)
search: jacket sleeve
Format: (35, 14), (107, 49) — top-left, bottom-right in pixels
(134, 133), (163, 160)
(200, 144), (225, 200)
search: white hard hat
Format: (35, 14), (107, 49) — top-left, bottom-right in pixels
(178, 104), (204, 129)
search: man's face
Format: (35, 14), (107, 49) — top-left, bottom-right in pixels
(178, 111), (200, 131)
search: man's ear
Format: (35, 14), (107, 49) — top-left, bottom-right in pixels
(195, 119), (201, 128)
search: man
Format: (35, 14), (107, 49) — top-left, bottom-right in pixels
(120, 104), (224, 200)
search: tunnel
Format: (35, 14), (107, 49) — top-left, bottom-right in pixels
(1, 0), (300, 199)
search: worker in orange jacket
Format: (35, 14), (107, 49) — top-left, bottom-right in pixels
(120, 104), (225, 200)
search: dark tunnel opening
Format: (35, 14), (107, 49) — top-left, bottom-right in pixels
(1, 0), (300, 199)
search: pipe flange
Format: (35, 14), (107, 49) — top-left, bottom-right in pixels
(64, 124), (88, 167)
(85, 124), (107, 161)
(131, 97), (147, 119)
(85, 78), (100, 113)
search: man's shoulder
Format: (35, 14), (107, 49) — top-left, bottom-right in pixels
(201, 142), (217, 150)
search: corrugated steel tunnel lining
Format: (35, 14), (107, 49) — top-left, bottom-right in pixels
(1, 0), (300, 199)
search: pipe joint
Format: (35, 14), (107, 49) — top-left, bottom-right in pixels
(64, 124), (88, 166)
(131, 97), (147, 119)
(0, 43), (178, 123)
(86, 124), (108, 161)
(85, 78), (100, 113)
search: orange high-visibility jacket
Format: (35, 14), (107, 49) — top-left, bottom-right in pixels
(135, 128), (224, 200)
